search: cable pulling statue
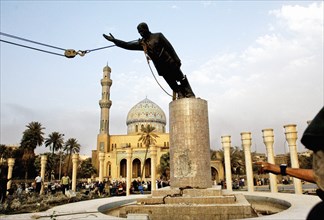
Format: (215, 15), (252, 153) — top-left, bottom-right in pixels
(103, 22), (195, 99)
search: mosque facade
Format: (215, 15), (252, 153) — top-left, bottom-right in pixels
(92, 65), (223, 182)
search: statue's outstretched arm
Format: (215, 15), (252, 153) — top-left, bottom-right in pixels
(103, 33), (142, 51)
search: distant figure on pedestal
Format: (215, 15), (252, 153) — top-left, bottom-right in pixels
(103, 22), (195, 99)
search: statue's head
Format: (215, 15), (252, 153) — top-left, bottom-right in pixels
(137, 22), (150, 38)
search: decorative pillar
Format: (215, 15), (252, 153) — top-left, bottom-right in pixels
(98, 152), (105, 182)
(126, 148), (132, 196)
(150, 145), (157, 191)
(6, 158), (15, 190)
(40, 155), (47, 194)
(221, 135), (233, 191)
(72, 154), (79, 191)
(241, 132), (254, 192)
(262, 129), (278, 193)
(284, 124), (303, 194)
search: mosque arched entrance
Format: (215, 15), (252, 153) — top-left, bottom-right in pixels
(132, 158), (141, 178)
(211, 167), (219, 182)
(144, 158), (151, 178)
(120, 159), (127, 178)
(107, 161), (112, 177)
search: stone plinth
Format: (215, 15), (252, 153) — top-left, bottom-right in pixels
(125, 193), (254, 220)
(151, 188), (222, 197)
(169, 98), (212, 188)
(137, 196), (236, 205)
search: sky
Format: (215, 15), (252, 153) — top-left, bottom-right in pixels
(0, 1), (323, 157)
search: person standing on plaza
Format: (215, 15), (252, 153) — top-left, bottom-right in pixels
(61, 173), (70, 195)
(138, 183), (144, 194)
(34, 173), (42, 194)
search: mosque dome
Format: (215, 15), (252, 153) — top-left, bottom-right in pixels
(126, 98), (166, 134)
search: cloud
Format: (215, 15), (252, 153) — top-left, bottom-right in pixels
(192, 2), (323, 153)
(270, 2), (323, 35)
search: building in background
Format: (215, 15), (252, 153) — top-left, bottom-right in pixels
(92, 65), (224, 182)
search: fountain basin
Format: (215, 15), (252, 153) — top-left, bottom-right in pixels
(101, 191), (320, 220)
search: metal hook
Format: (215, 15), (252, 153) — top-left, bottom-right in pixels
(77, 50), (88, 57)
(64, 49), (89, 58)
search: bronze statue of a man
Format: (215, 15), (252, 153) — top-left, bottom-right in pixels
(103, 22), (195, 99)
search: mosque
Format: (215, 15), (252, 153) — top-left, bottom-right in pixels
(92, 65), (224, 183)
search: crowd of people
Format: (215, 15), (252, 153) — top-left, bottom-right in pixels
(75, 178), (170, 197)
(0, 174), (171, 211)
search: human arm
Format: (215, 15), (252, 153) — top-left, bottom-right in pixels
(255, 161), (316, 183)
(103, 33), (142, 51)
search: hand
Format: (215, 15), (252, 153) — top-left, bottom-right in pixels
(103, 33), (115, 42)
(254, 161), (280, 175)
(254, 161), (270, 174)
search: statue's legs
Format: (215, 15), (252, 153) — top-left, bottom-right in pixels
(162, 74), (185, 99)
(161, 67), (195, 99)
(179, 75), (195, 98)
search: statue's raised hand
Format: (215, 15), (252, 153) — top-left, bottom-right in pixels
(103, 33), (115, 42)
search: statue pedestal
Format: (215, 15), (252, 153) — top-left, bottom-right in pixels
(169, 98), (212, 188)
(123, 98), (255, 220)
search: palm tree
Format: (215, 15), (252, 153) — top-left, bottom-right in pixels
(78, 158), (97, 178)
(63, 138), (80, 174)
(158, 152), (170, 180)
(20, 121), (45, 179)
(138, 124), (159, 181)
(45, 132), (64, 155)
(0, 145), (7, 164)
(216, 146), (245, 176)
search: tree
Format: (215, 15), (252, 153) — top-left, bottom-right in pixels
(20, 121), (45, 179)
(33, 152), (57, 181)
(0, 145), (6, 160)
(63, 138), (80, 175)
(78, 158), (97, 178)
(45, 132), (64, 155)
(230, 146), (245, 175)
(216, 146), (246, 176)
(158, 152), (170, 180)
(138, 124), (159, 181)
(210, 149), (218, 160)
(0, 145), (10, 163)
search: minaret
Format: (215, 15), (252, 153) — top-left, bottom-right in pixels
(97, 64), (112, 154)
